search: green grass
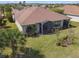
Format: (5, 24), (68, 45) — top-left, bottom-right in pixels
(1, 19), (79, 58)
(26, 21), (79, 58)
(3, 18), (18, 29)
(6, 20), (17, 29)
(70, 21), (79, 27)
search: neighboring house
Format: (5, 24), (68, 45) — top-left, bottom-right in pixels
(12, 7), (70, 34)
(64, 5), (79, 22)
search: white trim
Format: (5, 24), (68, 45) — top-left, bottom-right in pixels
(41, 22), (43, 34)
(60, 20), (63, 28)
(36, 24), (40, 33)
(22, 25), (27, 34)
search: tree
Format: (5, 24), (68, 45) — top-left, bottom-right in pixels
(0, 29), (26, 57)
(4, 4), (13, 22)
(22, 1), (26, 6)
(19, 1), (22, 5)
(0, 4), (5, 13)
(0, 19), (7, 26)
(18, 1), (26, 6)
(26, 24), (37, 36)
(0, 19), (3, 26)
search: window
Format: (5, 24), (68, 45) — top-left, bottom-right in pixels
(53, 21), (61, 27)
(26, 24), (37, 34)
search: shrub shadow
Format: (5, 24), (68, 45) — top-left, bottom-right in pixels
(13, 48), (44, 58)
(0, 26), (11, 29)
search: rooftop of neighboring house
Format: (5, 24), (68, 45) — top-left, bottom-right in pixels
(12, 7), (70, 25)
(64, 5), (79, 16)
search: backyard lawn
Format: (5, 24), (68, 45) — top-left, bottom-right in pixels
(25, 21), (79, 58)
(0, 20), (79, 58)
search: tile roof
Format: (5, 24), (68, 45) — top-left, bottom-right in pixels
(12, 7), (70, 25)
(64, 5), (79, 16)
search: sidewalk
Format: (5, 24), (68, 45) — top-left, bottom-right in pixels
(70, 19), (79, 22)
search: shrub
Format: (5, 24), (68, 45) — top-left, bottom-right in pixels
(51, 8), (64, 14)
(56, 36), (73, 47)
(26, 24), (37, 36)
(1, 47), (12, 57)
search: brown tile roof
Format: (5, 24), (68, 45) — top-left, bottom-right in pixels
(64, 5), (79, 16)
(12, 7), (70, 25)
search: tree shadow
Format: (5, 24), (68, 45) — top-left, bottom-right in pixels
(26, 33), (40, 38)
(0, 26), (11, 29)
(0, 54), (6, 58)
(61, 24), (77, 30)
(69, 24), (77, 28)
(13, 47), (44, 58)
(3, 26), (11, 29)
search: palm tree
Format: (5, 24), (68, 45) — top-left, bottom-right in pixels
(0, 29), (26, 57)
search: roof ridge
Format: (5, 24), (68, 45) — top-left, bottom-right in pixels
(22, 7), (39, 24)
(16, 9), (26, 19)
(16, 7), (36, 23)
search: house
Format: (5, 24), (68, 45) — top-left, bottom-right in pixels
(12, 7), (70, 34)
(64, 5), (79, 22)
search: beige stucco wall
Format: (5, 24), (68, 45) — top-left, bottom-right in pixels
(35, 24), (40, 33)
(15, 21), (40, 34)
(15, 21), (23, 32)
(15, 20), (64, 34)
(60, 20), (64, 27)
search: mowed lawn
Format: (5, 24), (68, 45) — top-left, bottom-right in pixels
(1, 20), (79, 58)
(26, 21), (79, 58)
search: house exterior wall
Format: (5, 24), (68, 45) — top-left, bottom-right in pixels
(40, 22), (46, 34)
(57, 20), (63, 28)
(60, 20), (64, 28)
(36, 23), (40, 33)
(15, 20), (69, 34)
(67, 15), (79, 22)
(15, 21), (23, 32)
